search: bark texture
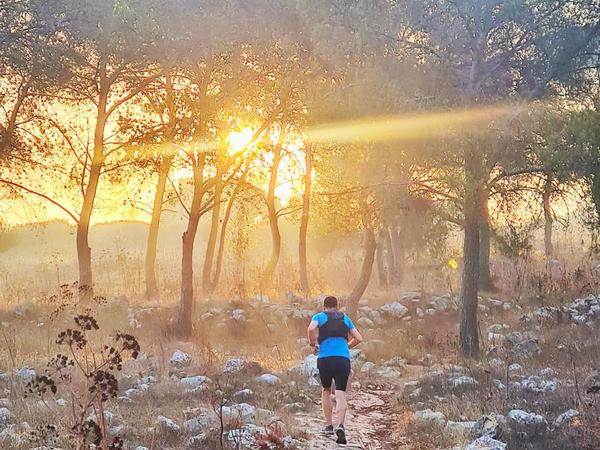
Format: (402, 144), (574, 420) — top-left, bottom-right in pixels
(76, 69), (108, 300)
(178, 154), (205, 338)
(347, 222), (377, 317)
(459, 153), (482, 359)
(478, 187), (494, 290)
(542, 174), (554, 260)
(299, 144), (312, 296)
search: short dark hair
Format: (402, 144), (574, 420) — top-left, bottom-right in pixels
(323, 296), (338, 308)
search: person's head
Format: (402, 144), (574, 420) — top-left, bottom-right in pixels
(323, 295), (338, 310)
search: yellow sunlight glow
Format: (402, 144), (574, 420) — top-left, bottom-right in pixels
(304, 104), (524, 145)
(227, 127), (255, 155)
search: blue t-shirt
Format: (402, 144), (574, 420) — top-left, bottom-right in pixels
(312, 311), (355, 360)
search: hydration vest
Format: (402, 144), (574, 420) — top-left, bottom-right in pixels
(317, 311), (350, 344)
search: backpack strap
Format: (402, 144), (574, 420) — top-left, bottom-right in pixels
(318, 311), (350, 344)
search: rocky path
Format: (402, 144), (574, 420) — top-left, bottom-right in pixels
(296, 365), (423, 449)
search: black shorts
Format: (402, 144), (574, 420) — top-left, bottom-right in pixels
(317, 356), (351, 391)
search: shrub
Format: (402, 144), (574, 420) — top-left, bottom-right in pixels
(25, 313), (140, 450)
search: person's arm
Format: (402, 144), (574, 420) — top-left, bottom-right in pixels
(307, 320), (319, 348)
(347, 327), (363, 349)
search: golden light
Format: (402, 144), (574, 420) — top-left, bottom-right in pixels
(275, 182), (294, 206)
(304, 104), (525, 145)
(172, 167), (193, 184)
(227, 127), (255, 155)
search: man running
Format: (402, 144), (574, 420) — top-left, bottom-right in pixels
(307, 295), (364, 445)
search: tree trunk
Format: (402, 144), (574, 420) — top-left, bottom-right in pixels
(478, 187), (494, 291)
(202, 166), (224, 291)
(542, 174), (554, 260)
(77, 75), (108, 300)
(211, 187), (237, 290)
(177, 155), (205, 338)
(299, 144), (312, 296)
(145, 72), (176, 300)
(0, 80), (29, 156)
(389, 224), (405, 286)
(347, 221), (377, 317)
(179, 216), (200, 337)
(210, 162), (253, 290)
(376, 229), (388, 286)
(459, 155), (482, 359)
(263, 128), (285, 283)
(383, 226), (397, 284)
(145, 164), (169, 300)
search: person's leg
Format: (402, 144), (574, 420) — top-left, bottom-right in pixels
(334, 389), (348, 427)
(332, 357), (351, 444)
(317, 358), (334, 431)
(322, 387), (334, 426)
(330, 378), (336, 404)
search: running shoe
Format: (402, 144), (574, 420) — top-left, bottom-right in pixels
(335, 425), (347, 445)
(322, 424), (334, 435)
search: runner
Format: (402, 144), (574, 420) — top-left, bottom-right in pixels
(307, 295), (364, 445)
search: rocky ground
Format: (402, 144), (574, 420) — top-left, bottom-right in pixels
(0, 290), (598, 449)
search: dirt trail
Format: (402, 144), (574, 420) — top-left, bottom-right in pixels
(296, 365), (423, 450)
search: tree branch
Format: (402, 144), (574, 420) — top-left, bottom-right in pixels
(0, 178), (79, 223)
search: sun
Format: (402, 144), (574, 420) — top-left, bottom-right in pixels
(227, 127), (255, 155)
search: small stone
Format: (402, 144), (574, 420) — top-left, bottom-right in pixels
(429, 296), (450, 311)
(231, 309), (246, 322)
(357, 317), (375, 328)
(383, 356), (407, 368)
(414, 409), (446, 429)
(488, 358), (503, 371)
(187, 432), (208, 448)
(181, 375), (210, 391)
(223, 358), (262, 376)
(361, 362), (375, 373)
(183, 411), (217, 435)
(444, 420), (475, 439)
(553, 409), (579, 428)
(492, 379), (506, 390)
(450, 376), (479, 393)
(380, 301), (409, 319)
(169, 350), (192, 369)
(156, 415), (180, 433)
(308, 376), (321, 387)
(233, 388), (254, 402)
(401, 291), (421, 301)
(584, 369), (600, 394)
(256, 374), (281, 385)
(513, 339), (541, 358)
(419, 354), (433, 367)
(508, 363), (522, 374)
(0, 425), (22, 446)
(375, 366), (403, 378)
(282, 402), (304, 413)
(0, 408), (10, 428)
(519, 375), (557, 394)
(472, 414), (500, 439)
(507, 409), (547, 434)
(221, 403), (256, 424)
(15, 367), (36, 383)
(226, 424), (262, 448)
(465, 435), (507, 450)
(200, 312), (214, 321)
(289, 355), (318, 378)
